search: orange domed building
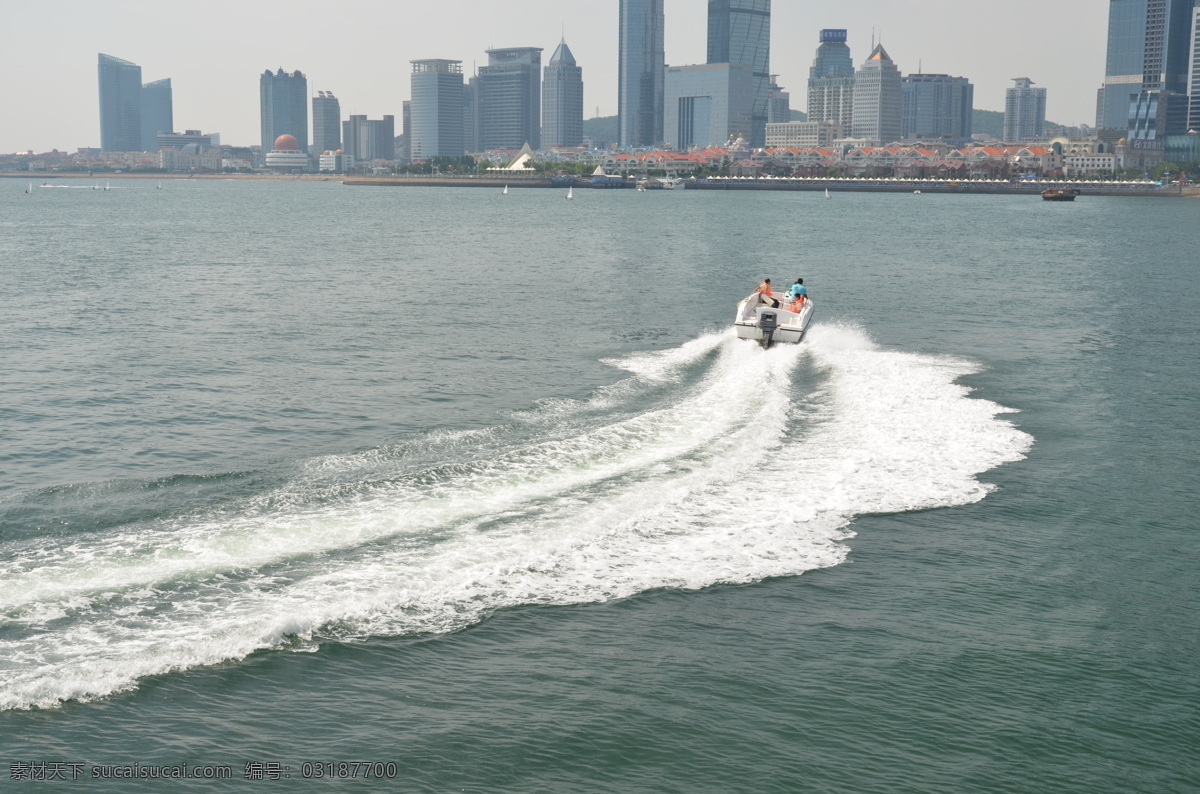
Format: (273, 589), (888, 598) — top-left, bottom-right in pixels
(264, 133), (310, 172)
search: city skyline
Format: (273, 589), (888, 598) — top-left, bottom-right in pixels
(4, 0), (1107, 154)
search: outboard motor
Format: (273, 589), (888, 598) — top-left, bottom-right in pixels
(758, 310), (778, 350)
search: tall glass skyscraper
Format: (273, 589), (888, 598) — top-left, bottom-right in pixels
(707, 0), (771, 147)
(542, 40), (584, 148)
(618, 0), (665, 147)
(410, 60), (464, 159)
(478, 47), (543, 150)
(1189, 3), (1200, 131)
(852, 45), (902, 145)
(260, 68), (308, 154)
(141, 78), (173, 152)
(312, 91), (341, 154)
(98, 53), (143, 152)
(902, 74), (973, 144)
(807, 30), (855, 131)
(1100, 0), (1195, 136)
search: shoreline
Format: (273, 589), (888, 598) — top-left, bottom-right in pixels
(6, 172), (1192, 197)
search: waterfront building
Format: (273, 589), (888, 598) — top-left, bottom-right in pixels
(542, 39), (584, 148)
(463, 78), (480, 152)
(765, 120), (842, 148)
(1187, 3), (1200, 131)
(141, 78), (172, 152)
(401, 101), (412, 163)
(319, 150), (354, 172)
(260, 68), (308, 156)
(477, 48), (542, 150)
(807, 30), (855, 130)
(664, 62), (754, 151)
(1099, 0), (1194, 140)
(98, 54), (143, 152)
(156, 130), (214, 149)
(1004, 78), (1047, 141)
(264, 133), (309, 171)
(343, 115), (395, 162)
(410, 59), (464, 159)
(901, 74), (973, 144)
(313, 91), (341, 155)
(159, 145), (221, 172)
(619, 0), (665, 147)
(707, 0), (771, 147)
(767, 76), (790, 123)
(852, 45), (902, 146)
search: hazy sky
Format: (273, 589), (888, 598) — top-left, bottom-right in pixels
(2, 0), (1108, 153)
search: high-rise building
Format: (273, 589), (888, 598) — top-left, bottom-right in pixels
(464, 78), (480, 152)
(477, 47), (543, 150)
(1189, 3), (1200, 131)
(619, 0), (665, 147)
(542, 39), (584, 148)
(343, 115), (395, 161)
(1003, 78), (1047, 141)
(141, 78), (172, 152)
(807, 30), (855, 130)
(410, 59), (464, 159)
(1099, 0), (1195, 138)
(901, 74), (973, 143)
(852, 45), (902, 145)
(767, 75), (790, 123)
(313, 91), (342, 154)
(707, 0), (771, 147)
(664, 63), (754, 151)
(260, 68), (309, 155)
(98, 53), (143, 152)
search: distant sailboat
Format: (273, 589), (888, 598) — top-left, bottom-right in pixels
(157, 182), (162, 190)
(25, 182), (33, 194)
(105, 181), (111, 191)
(502, 184), (508, 195)
(566, 185), (573, 200)
(824, 188), (831, 199)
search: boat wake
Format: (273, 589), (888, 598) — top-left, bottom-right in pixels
(0, 324), (1032, 710)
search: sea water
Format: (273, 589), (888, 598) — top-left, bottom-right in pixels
(0, 180), (1196, 792)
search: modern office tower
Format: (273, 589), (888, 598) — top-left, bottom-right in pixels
(901, 74), (973, 143)
(1189, 3), (1200, 131)
(663, 63), (754, 151)
(464, 78), (480, 152)
(343, 115), (395, 161)
(767, 75), (790, 123)
(619, 0), (665, 147)
(312, 91), (341, 154)
(852, 45), (902, 145)
(542, 39), (584, 148)
(807, 29), (855, 129)
(141, 78), (172, 152)
(1003, 78), (1047, 141)
(98, 54), (143, 152)
(1100, 0), (1194, 136)
(410, 59), (464, 159)
(707, 0), (771, 147)
(401, 100), (412, 163)
(260, 68), (309, 155)
(477, 47), (543, 150)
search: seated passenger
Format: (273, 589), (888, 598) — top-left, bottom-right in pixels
(757, 278), (779, 308)
(789, 278), (808, 300)
(789, 293), (806, 312)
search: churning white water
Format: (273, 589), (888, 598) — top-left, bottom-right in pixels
(0, 325), (1031, 710)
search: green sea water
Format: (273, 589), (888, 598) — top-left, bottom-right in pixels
(0, 179), (1196, 792)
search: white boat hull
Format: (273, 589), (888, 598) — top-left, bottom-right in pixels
(733, 292), (814, 346)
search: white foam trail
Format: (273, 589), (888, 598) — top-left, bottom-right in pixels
(0, 325), (1031, 710)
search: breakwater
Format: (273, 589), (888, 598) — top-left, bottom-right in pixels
(343, 174), (1183, 197)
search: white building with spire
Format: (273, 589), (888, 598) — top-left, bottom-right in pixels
(851, 44), (902, 146)
(542, 39), (584, 148)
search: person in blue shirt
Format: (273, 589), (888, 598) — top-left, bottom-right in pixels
(789, 278), (808, 300)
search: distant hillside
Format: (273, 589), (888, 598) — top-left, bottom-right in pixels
(973, 108), (1064, 140)
(790, 109), (808, 122)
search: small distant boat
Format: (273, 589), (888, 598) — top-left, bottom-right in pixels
(502, 184), (508, 195)
(824, 188), (831, 199)
(25, 182), (33, 194)
(156, 182), (162, 190)
(1041, 187), (1078, 201)
(566, 185), (573, 200)
(913, 189), (922, 194)
(658, 177), (684, 190)
(734, 290), (815, 349)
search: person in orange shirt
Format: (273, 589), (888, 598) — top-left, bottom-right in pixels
(757, 278), (779, 308)
(789, 292), (806, 313)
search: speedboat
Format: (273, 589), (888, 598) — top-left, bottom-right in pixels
(734, 291), (814, 348)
